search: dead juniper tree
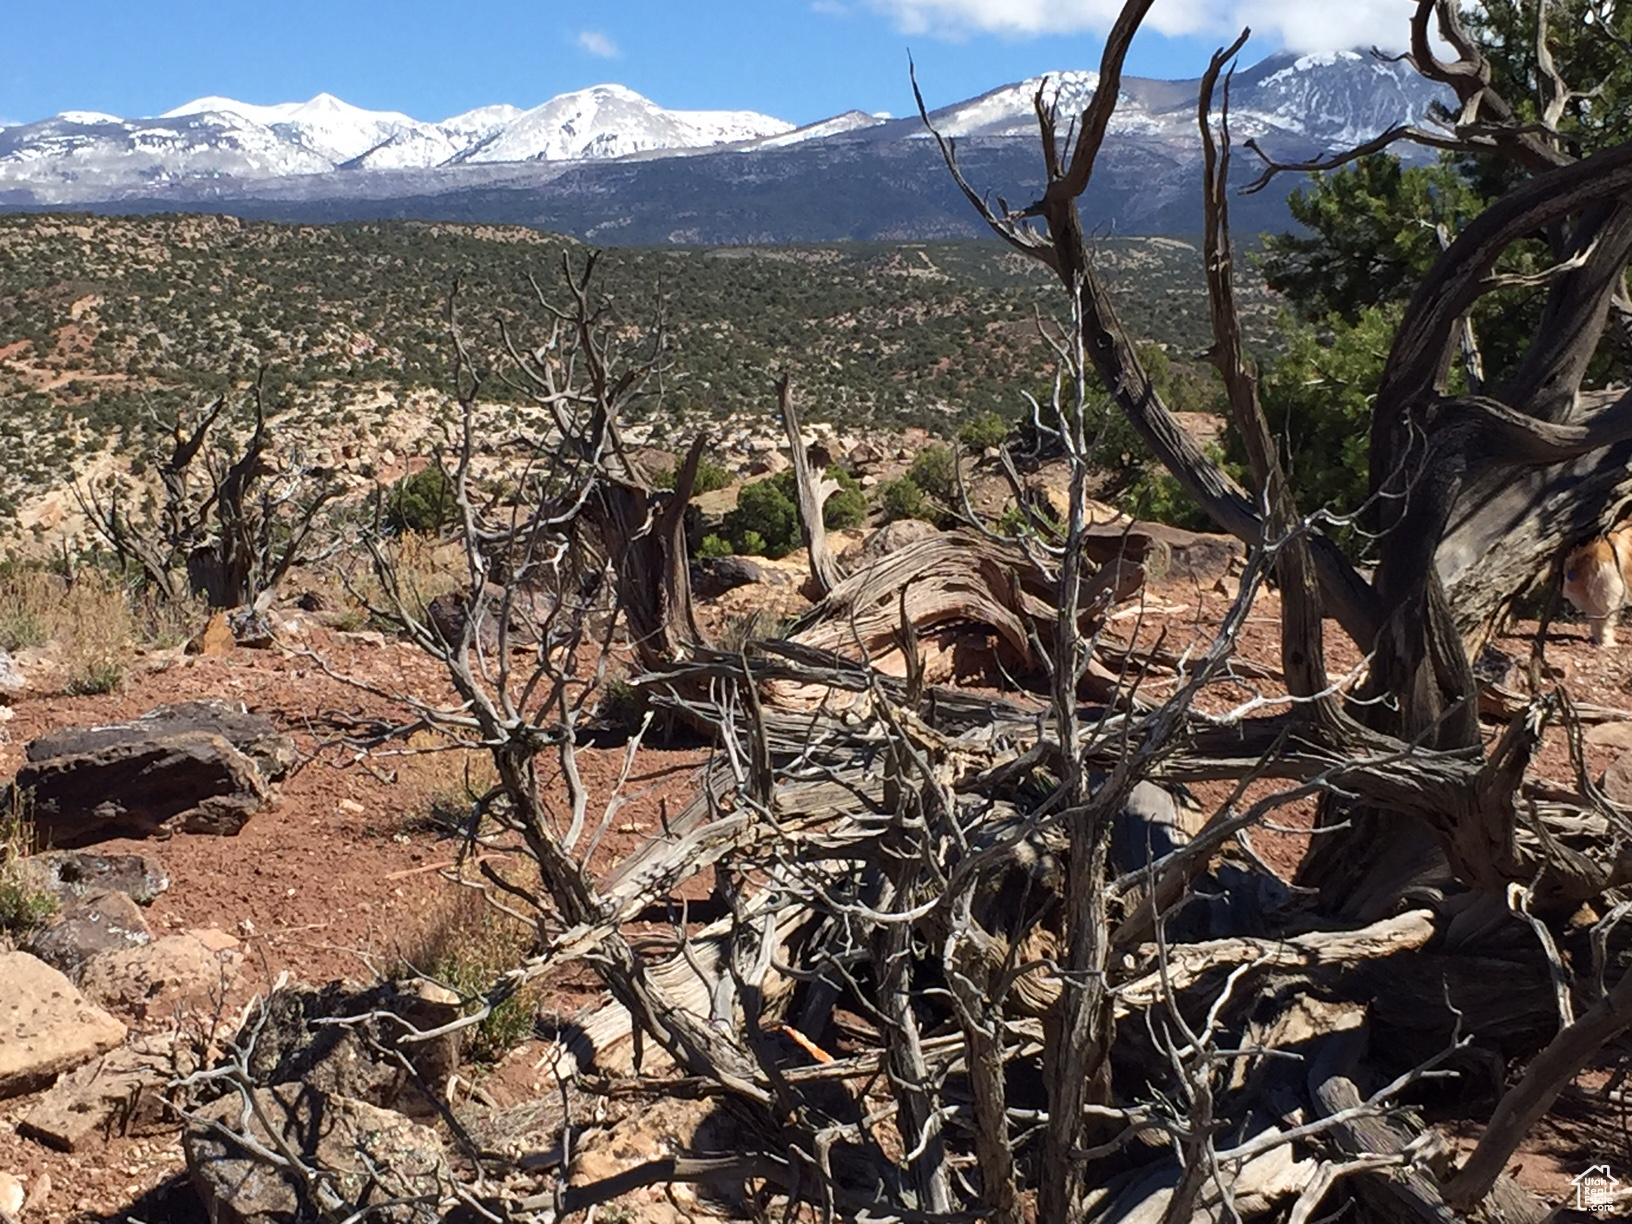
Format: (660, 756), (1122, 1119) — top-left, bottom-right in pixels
(187, 6), (1632, 1220)
(78, 371), (339, 608)
(911, 0), (1632, 1216)
(331, 253), (1491, 1220)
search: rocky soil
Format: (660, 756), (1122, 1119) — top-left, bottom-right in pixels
(0, 551), (1628, 1221)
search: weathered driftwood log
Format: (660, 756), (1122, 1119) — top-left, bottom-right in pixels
(767, 527), (1150, 706)
(779, 376), (844, 597)
(1309, 1034), (1549, 1224)
(1083, 1136), (1314, 1223)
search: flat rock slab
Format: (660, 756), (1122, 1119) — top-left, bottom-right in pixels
(0, 951), (126, 1099)
(186, 1085), (449, 1224)
(81, 929), (242, 1022)
(27, 700), (297, 783)
(8, 696), (297, 848)
(20, 1037), (183, 1151)
(1586, 721), (1632, 751)
(12, 731), (268, 847)
(1606, 749), (1632, 806)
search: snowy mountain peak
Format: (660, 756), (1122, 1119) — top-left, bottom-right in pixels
(53, 110), (123, 126)
(0, 53), (1449, 204)
(461, 84), (791, 163)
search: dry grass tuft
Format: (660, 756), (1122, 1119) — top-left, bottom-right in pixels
(0, 795), (56, 944)
(337, 532), (464, 631)
(0, 567), (135, 694)
(406, 885), (540, 1063)
(395, 731), (499, 836)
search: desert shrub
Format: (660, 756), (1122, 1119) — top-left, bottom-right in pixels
(346, 532), (462, 630)
(0, 800), (54, 939)
(723, 477), (800, 558)
(879, 476), (932, 523)
(907, 446), (957, 504)
(656, 454), (732, 496)
(594, 676), (646, 729)
(409, 887), (538, 1063)
(697, 533), (734, 558)
(824, 469), (869, 530)
(1, 565), (139, 691)
(722, 468), (868, 556)
(0, 567), (54, 651)
(130, 586), (210, 650)
(385, 465), (456, 536)
(718, 607), (786, 653)
(957, 411), (1009, 451)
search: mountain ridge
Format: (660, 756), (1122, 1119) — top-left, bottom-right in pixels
(0, 51), (1448, 244)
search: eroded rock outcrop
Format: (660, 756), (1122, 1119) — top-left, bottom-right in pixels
(185, 1085), (450, 1224)
(6, 701), (295, 847)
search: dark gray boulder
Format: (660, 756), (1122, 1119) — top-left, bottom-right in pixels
(692, 555), (766, 598)
(7, 701), (295, 847)
(27, 699), (297, 782)
(186, 1084), (450, 1224)
(245, 979), (463, 1118)
(18, 850), (170, 906)
(24, 889), (151, 977)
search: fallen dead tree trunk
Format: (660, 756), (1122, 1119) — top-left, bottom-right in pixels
(767, 526), (1151, 706)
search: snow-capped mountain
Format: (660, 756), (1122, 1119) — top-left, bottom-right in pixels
(1224, 50), (1444, 147)
(918, 51), (1443, 149)
(459, 84), (791, 163)
(0, 52), (1452, 242)
(0, 86), (792, 191)
(162, 93), (423, 163)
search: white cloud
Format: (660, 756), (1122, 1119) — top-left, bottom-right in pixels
(864, 0), (1419, 53)
(576, 29), (621, 59)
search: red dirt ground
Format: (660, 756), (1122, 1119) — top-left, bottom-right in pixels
(1, 580), (1629, 1220)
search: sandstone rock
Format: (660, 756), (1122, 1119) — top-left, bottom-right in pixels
(840, 519), (941, 569)
(19, 1036), (184, 1151)
(1164, 532), (1246, 585)
(185, 612), (235, 656)
(186, 1085), (450, 1224)
(334, 629), (388, 648)
(17, 850), (170, 906)
(80, 929), (243, 1022)
(0, 952), (127, 1099)
(24, 889), (150, 978)
(1604, 751), (1632, 806)
(847, 441), (884, 469)
(1112, 781), (1203, 876)
(691, 555), (765, 599)
(746, 449), (790, 477)
(0, 1172), (21, 1218)
(426, 584), (547, 651)
(0, 649), (23, 700)
(226, 606), (275, 649)
(1586, 721), (1632, 751)
(0, 643), (60, 701)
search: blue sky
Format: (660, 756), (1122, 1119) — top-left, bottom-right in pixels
(0, 1), (1419, 127)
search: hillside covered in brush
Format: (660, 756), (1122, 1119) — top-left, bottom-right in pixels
(0, 214), (1266, 521)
